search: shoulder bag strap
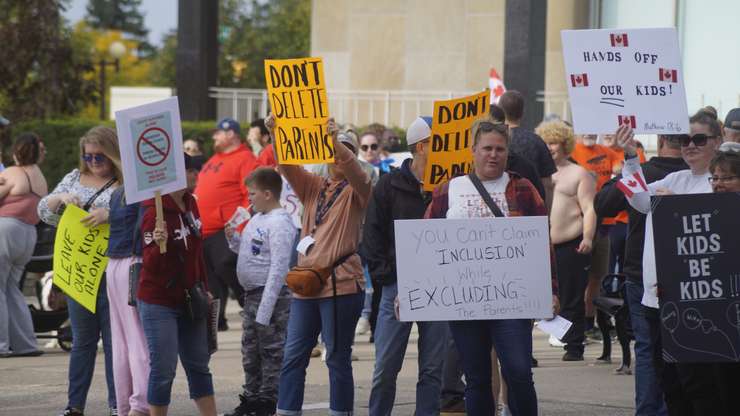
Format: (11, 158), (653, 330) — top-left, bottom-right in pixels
(83, 178), (116, 211)
(468, 172), (505, 217)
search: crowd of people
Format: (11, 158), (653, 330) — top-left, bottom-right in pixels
(0, 91), (739, 416)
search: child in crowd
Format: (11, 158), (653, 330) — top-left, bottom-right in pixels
(225, 168), (298, 416)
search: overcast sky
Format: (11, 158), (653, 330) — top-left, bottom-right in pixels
(64, 0), (177, 46)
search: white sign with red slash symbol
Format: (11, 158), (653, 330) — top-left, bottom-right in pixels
(115, 97), (186, 203)
(562, 28), (689, 134)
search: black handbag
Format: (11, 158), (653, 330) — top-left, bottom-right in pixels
(185, 281), (210, 321)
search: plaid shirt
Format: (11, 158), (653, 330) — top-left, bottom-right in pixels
(425, 172), (558, 295)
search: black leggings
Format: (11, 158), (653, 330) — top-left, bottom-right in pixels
(203, 230), (244, 325)
(554, 235), (590, 353)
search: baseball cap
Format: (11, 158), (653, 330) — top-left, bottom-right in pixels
(338, 130), (359, 154)
(406, 116), (432, 146)
(724, 108), (740, 131)
(215, 118), (242, 135)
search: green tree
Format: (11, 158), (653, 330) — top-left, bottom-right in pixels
(0, 0), (97, 122)
(86, 0), (152, 55)
(149, 29), (177, 87)
(219, 0), (311, 88)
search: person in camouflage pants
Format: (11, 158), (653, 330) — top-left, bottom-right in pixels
(241, 288), (291, 410)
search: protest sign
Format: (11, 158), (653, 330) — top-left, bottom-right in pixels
(52, 205), (110, 313)
(652, 193), (740, 362)
(423, 90), (490, 191)
(561, 28), (689, 134)
(114, 96), (186, 204)
(264, 57), (332, 165)
(394, 216), (553, 321)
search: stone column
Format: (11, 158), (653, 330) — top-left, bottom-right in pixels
(176, 0), (217, 121)
(504, 0), (547, 129)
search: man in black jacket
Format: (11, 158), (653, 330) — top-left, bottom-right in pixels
(364, 116), (449, 416)
(594, 135), (686, 416)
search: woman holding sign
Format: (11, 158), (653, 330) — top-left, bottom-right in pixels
(425, 116), (559, 416)
(38, 126), (121, 416)
(265, 113), (371, 416)
(0, 133), (48, 358)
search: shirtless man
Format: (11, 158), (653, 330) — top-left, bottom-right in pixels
(536, 120), (597, 361)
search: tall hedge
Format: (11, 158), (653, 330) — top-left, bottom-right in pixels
(4, 118), (215, 189)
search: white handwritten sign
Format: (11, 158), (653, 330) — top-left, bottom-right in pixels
(394, 217), (553, 322)
(561, 28), (689, 135)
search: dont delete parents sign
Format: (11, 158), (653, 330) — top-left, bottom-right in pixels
(561, 28), (689, 134)
(394, 216), (553, 322)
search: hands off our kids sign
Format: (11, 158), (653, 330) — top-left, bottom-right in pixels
(561, 28), (689, 134)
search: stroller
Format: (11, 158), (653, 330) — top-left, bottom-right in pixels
(21, 222), (73, 352)
(593, 273), (633, 374)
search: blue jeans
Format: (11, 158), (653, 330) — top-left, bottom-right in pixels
(361, 267), (373, 319)
(625, 280), (667, 416)
(138, 301), (214, 406)
(369, 283), (447, 416)
(67, 278), (116, 410)
(277, 292), (364, 416)
(449, 319), (536, 416)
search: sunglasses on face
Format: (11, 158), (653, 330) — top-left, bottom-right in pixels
(82, 153), (107, 163)
(361, 143), (379, 151)
(678, 134), (717, 147)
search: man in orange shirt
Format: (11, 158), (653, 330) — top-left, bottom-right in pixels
(195, 118), (261, 330)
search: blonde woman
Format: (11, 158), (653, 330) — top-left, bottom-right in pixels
(39, 126), (122, 416)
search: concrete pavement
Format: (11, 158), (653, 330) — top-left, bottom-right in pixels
(0, 303), (634, 415)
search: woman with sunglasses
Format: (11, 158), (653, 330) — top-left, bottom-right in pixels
(617, 110), (724, 415)
(38, 126), (122, 416)
(0, 133), (48, 358)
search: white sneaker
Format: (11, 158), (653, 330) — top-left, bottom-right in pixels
(355, 317), (370, 335)
(321, 346), (327, 362)
(549, 334), (566, 347)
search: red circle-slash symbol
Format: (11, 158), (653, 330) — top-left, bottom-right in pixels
(136, 127), (171, 167)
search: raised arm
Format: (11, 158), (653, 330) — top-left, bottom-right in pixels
(265, 113), (318, 203)
(329, 118), (371, 206)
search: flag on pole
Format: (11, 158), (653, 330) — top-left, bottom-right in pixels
(489, 68), (506, 104)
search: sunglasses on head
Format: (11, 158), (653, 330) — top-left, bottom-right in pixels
(361, 143), (379, 151)
(678, 134), (717, 147)
(82, 153), (107, 163)
(478, 121), (509, 135)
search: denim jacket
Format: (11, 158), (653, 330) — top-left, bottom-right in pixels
(107, 187), (143, 258)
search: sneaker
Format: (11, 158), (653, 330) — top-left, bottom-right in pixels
(225, 393), (258, 416)
(254, 398), (277, 416)
(321, 347), (327, 362)
(355, 317), (370, 335)
(614, 364), (632, 375)
(109, 408), (118, 416)
(562, 351), (584, 361)
(549, 335), (566, 348)
(59, 408), (84, 416)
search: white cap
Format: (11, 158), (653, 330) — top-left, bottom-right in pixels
(406, 116), (432, 146)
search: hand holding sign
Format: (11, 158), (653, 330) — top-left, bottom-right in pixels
(80, 207), (110, 228)
(615, 124), (637, 156)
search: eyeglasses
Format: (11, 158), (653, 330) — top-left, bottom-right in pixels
(708, 175), (738, 184)
(82, 153), (107, 163)
(678, 134), (717, 147)
(361, 143), (379, 151)
(478, 121), (509, 135)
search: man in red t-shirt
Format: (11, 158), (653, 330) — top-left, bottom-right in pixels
(195, 118), (260, 330)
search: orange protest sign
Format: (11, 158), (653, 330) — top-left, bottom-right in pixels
(423, 90), (490, 191)
(264, 57), (333, 165)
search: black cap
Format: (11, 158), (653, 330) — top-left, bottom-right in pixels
(724, 108), (740, 131)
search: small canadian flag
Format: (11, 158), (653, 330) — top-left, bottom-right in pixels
(617, 171), (648, 198)
(618, 115), (637, 129)
(659, 68), (678, 83)
(610, 33), (629, 47)
(489, 68), (507, 104)
(570, 73), (589, 87)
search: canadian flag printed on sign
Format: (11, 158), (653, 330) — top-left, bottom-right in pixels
(618, 115), (637, 129)
(570, 73), (589, 87)
(616, 171), (648, 198)
(659, 68), (678, 83)
(610, 33), (629, 47)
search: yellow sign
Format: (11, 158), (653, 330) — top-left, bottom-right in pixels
(264, 57), (333, 165)
(53, 205), (110, 313)
(423, 91), (490, 191)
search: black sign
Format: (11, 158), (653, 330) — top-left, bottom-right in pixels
(653, 192), (740, 363)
